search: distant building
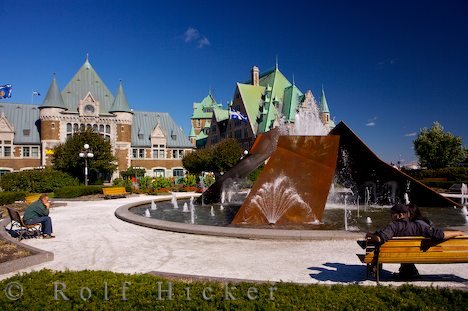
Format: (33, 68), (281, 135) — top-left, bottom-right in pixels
(0, 57), (193, 179)
(189, 92), (222, 148)
(190, 65), (335, 150)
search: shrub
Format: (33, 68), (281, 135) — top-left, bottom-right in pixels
(112, 178), (133, 193)
(248, 164), (264, 184)
(0, 169), (79, 193)
(179, 174), (197, 187)
(138, 176), (153, 191)
(152, 176), (173, 190)
(203, 174), (215, 188)
(403, 167), (468, 182)
(0, 192), (26, 206)
(54, 185), (103, 198)
(0, 270), (466, 310)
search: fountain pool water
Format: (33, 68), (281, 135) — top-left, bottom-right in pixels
(131, 199), (466, 231)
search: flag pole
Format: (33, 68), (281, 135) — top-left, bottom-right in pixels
(31, 89), (33, 104)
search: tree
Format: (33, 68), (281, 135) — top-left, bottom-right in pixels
(413, 122), (465, 169)
(182, 138), (243, 174)
(52, 129), (117, 183)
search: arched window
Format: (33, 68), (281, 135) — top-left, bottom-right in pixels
(67, 123), (72, 133)
(92, 124), (98, 131)
(105, 125), (110, 134)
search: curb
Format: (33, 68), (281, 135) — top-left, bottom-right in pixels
(0, 218), (54, 275)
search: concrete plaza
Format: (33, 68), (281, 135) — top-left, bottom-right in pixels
(1, 194), (467, 289)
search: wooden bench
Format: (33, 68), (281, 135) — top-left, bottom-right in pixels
(102, 187), (129, 199)
(25, 194), (41, 205)
(357, 236), (468, 283)
(5, 207), (41, 240)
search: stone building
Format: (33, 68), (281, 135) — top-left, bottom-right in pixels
(189, 64), (335, 150)
(0, 57), (193, 179)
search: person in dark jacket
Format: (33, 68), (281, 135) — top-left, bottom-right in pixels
(23, 193), (54, 239)
(366, 203), (464, 279)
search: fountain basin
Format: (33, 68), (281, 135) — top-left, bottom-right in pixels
(115, 196), (466, 240)
(115, 197), (362, 240)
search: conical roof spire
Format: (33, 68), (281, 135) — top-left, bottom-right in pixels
(40, 74), (67, 110)
(110, 81), (132, 113)
(320, 85), (330, 113)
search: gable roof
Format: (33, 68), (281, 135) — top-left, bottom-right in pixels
(61, 58), (115, 114)
(0, 103), (40, 144)
(132, 111), (192, 148)
(236, 83), (265, 134)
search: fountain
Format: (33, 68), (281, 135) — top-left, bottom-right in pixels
(126, 90), (463, 234)
(145, 209), (151, 218)
(151, 200), (157, 210)
(171, 193), (179, 209)
(190, 204), (195, 224)
(182, 202), (189, 212)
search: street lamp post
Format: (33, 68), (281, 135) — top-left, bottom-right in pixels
(79, 143), (94, 186)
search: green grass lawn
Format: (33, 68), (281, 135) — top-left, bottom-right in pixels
(0, 270), (466, 310)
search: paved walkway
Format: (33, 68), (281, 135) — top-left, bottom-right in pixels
(1, 194), (467, 289)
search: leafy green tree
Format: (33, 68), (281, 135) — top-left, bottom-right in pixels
(52, 129), (117, 184)
(207, 138), (243, 173)
(414, 122), (465, 169)
(182, 138), (243, 174)
(182, 147), (213, 174)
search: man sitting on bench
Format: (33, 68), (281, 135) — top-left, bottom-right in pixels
(23, 193), (55, 239)
(366, 203), (464, 279)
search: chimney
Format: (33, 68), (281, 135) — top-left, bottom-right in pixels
(251, 66), (259, 86)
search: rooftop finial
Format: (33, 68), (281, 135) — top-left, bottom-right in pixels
(275, 55), (278, 69)
(292, 73), (295, 86)
(86, 53), (89, 62)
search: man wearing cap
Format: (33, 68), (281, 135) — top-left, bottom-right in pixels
(366, 203), (464, 278)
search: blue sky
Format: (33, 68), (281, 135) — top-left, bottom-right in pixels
(1, 0), (467, 164)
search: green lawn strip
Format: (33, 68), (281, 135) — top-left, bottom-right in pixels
(0, 270), (466, 310)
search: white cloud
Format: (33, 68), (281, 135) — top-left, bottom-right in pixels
(183, 27), (200, 42)
(366, 117), (377, 127)
(377, 59), (396, 67)
(197, 36), (210, 48)
(404, 132), (417, 137)
(182, 27), (210, 48)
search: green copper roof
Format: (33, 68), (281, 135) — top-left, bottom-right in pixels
(110, 81), (131, 113)
(320, 86), (330, 113)
(191, 93), (221, 119)
(40, 75), (66, 110)
(257, 68), (293, 133)
(237, 83), (265, 134)
(213, 106), (229, 122)
(283, 84), (303, 122)
(61, 58), (115, 114)
(189, 124), (196, 137)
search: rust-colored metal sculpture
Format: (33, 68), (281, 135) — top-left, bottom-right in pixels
(329, 122), (459, 208)
(231, 136), (340, 225)
(197, 129), (279, 205)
